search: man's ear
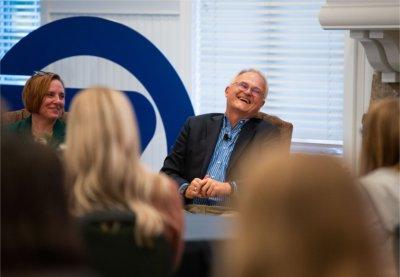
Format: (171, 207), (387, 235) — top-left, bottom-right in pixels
(260, 92), (267, 107)
(225, 86), (229, 97)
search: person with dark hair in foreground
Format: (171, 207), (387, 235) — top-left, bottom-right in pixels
(1, 131), (91, 276)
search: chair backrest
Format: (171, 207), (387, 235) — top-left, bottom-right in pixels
(1, 108), (68, 125)
(78, 210), (174, 277)
(256, 112), (293, 150)
(2, 109), (293, 150)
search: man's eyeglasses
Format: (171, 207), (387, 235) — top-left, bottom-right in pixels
(33, 70), (54, 77)
(232, 81), (263, 96)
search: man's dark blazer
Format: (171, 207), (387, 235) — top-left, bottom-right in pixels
(161, 113), (279, 187)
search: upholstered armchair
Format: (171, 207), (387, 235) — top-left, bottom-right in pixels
(256, 111), (293, 150)
(1, 108), (68, 125)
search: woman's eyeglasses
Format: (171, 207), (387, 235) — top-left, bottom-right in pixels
(33, 70), (54, 77)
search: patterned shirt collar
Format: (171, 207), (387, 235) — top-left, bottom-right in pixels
(223, 115), (248, 132)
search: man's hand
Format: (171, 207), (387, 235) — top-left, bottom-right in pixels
(185, 178), (204, 199)
(200, 177), (231, 197)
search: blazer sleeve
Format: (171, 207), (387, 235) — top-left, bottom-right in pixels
(160, 117), (191, 186)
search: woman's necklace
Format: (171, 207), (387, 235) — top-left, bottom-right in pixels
(32, 127), (53, 145)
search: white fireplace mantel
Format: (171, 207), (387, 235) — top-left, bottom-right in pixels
(319, 0), (400, 83)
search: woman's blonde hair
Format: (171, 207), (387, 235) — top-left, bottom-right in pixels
(360, 98), (399, 176)
(65, 87), (170, 245)
(223, 153), (380, 277)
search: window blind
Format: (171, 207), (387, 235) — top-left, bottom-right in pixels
(0, 0), (40, 83)
(194, 0), (345, 154)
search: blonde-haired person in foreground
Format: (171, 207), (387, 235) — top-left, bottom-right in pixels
(359, 97), (399, 272)
(221, 153), (382, 277)
(65, 87), (183, 268)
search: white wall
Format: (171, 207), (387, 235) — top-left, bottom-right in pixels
(41, 0), (194, 171)
(343, 34), (374, 173)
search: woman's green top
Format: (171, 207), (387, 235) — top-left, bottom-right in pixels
(7, 115), (66, 149)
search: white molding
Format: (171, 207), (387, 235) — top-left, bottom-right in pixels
(192, 0), (201, 115)
(41, 0), (180, 26)
(319, 0), (399, 83)
(370, 30), (399, 72)
(343, 31), (374, 173)
(319, 3), (400, 30)
(178, 0), (193, 101)
(343, 32), (358, 171)
(354, 53), (374, 174)
(325, 0), (398, 3)
(41, 0), (180, 15)
(350, 30), (399, 83)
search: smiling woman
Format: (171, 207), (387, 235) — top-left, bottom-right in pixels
(6, 71), (66, 149)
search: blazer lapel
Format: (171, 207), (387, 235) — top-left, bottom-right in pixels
(226, 119), (258, 178)
(200, 114), (224, 177)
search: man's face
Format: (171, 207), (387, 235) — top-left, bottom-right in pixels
(225, 71), (266, 119)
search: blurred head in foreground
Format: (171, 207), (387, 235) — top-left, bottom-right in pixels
(360, 97), (399, 176)
(65, 87), (172, 246)
(1, 132), (82, 273)
(223, 153), (380, 277)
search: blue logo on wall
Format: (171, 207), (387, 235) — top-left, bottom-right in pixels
(1, 16), (194, 152)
